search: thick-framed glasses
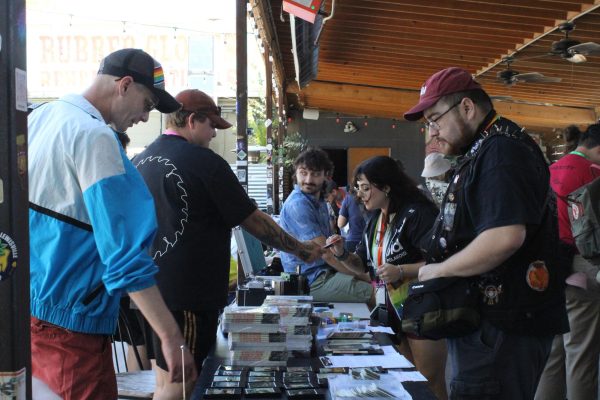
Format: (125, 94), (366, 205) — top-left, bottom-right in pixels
(354, 184), (371, 196)
(423, 100), (461, 131)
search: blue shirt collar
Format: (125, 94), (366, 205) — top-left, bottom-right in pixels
(59, 94), (106, 124)
(293, 184), (323, 204)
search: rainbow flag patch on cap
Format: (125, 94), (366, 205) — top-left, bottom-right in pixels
(153, 66), (165, 87)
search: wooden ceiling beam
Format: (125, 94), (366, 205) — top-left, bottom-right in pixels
(317, 61), (600, 89)
(287, 81), (596, 129)
(311, 80), (598, 108)
(299, 98), (591, 131)
(317, 74), (600, 102)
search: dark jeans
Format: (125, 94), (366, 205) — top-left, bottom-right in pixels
(447, 319), (553, 400)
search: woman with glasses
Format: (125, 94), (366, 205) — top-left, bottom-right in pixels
(326, 155), (448, 399)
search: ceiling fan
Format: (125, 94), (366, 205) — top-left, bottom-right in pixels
(496, 57), (561, 86)
(506, 22), (600, 65)
(547, 22), (600, 63)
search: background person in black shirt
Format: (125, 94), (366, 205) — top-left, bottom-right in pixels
(133, 89), (322, 399)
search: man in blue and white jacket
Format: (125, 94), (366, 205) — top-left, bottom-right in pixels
(28, 48), (196, 400)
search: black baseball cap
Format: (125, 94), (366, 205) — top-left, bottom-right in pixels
(98, 48), (181, 113)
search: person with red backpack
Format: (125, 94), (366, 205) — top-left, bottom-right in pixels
(536, 124), (600, 400)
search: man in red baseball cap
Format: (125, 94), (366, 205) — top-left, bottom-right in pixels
(403, 67), (568, 399)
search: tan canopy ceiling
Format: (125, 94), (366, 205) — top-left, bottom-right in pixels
(252, 0), (600, 133)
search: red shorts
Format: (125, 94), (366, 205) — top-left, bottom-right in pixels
(30, 317), (118, 400)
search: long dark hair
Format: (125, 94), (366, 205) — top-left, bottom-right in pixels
(353, 156), (432, 222)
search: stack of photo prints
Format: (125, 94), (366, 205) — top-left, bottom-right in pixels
(263, 295), (313, 354)
(203, 365), (329, 399)
(204, 365), (405, 399)
(322, 326), (381, 356)
(222, 295), (314, 366)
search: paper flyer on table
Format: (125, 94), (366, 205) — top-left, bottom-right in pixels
(320, 350), (414, 369)
(367, 325), (395, 334)
(390, 370), (428, 382)
(328, 374), (413, 400)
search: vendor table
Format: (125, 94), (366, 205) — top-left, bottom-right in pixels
(190, 303), (437, 400)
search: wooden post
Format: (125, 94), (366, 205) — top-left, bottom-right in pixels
(236, 0), (249, 287)
(265, 49), (275, 215)
(0, 0), (32, 397)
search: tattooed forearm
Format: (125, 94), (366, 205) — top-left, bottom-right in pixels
(242, 210), (301, 254)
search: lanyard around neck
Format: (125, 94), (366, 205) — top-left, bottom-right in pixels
(570, 150), (589, 160)
(371, 212), (388, 267)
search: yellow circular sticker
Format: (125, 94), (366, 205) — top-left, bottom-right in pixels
(0, 233), (18, 281)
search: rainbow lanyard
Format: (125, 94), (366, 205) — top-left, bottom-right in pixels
(371, 213), (394, 268)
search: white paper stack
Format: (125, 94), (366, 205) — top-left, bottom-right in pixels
(263, 296), (313, 353)
(227, 332), (287, 350)
(221, 305), (281, 333)
(222, 305), (286, 366)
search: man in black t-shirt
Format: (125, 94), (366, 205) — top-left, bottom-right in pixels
(404, 68), (568, 400)
(133, 89), (322, 399)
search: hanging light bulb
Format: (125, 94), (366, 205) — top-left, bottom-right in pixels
(363, 117), (368, 127)
(336, 113), (340, 124)
(392, 119), (396, 129)
(122, 21), (127, 33)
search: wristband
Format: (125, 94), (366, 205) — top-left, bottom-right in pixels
(334, 247), (349, 261)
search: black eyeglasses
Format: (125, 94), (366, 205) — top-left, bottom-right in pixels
(423, 101), (461, 131)
(143, 97), (157, 113)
